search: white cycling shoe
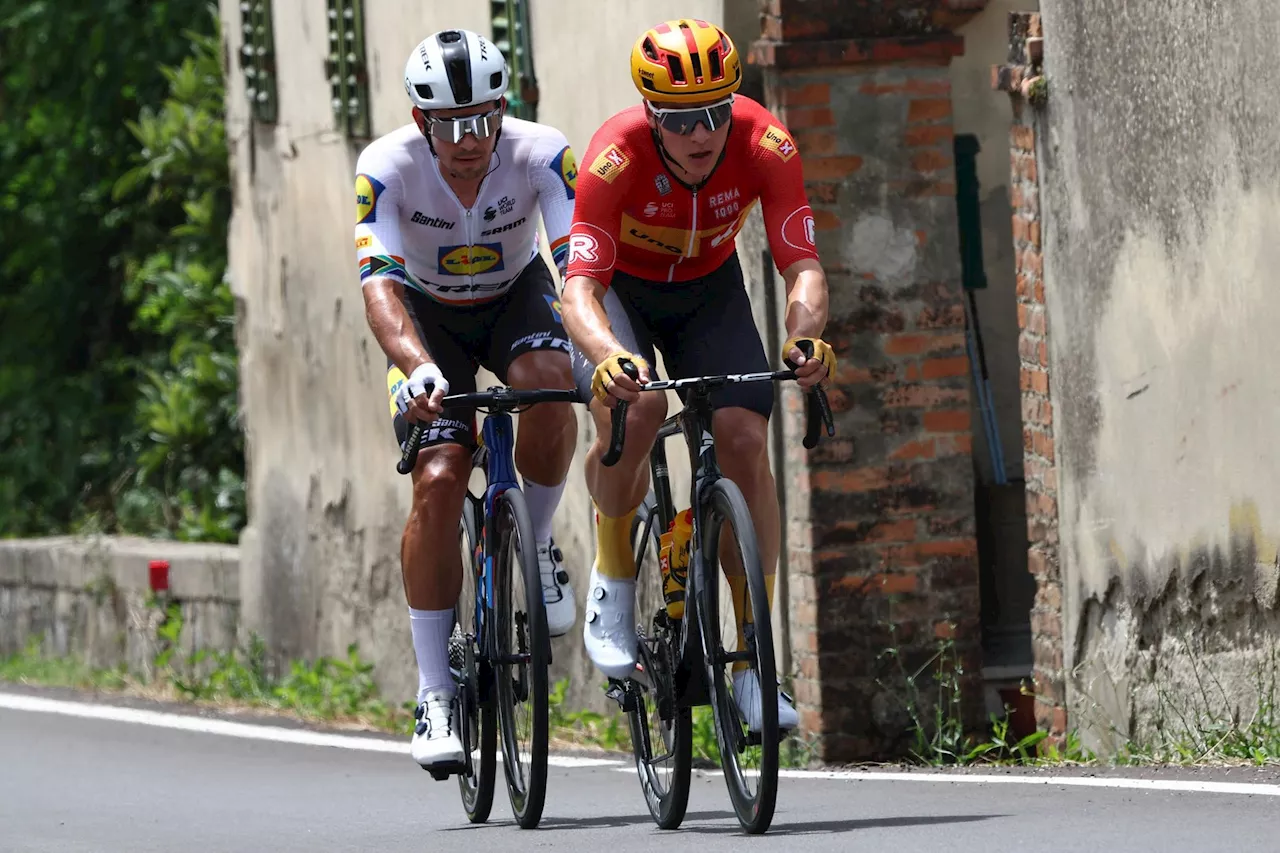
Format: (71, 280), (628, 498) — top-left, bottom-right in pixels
(410, 690), (465, 773)
(537, 540), (576, 637)
(583, 560), (638, 680)
(732, 669), (800, 733)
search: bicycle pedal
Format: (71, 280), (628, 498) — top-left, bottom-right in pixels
(604, 679), (638, 712)
(422, 760), (466, 781)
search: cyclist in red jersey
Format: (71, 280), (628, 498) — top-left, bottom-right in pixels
(560, 18), (837, 734)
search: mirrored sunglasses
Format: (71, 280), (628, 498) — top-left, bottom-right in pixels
(427, 108), (502, 143)
(648, 96), (734, 135)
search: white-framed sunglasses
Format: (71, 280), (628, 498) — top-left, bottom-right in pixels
(426, 105), (503, 143)
(647, 95), (735, 135)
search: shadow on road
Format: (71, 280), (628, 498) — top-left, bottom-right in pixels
(526, 810), (738, 830)
(438, 810), (737, 831)
(440, 811), (1002, 835)
(679, 812), (1006, 836)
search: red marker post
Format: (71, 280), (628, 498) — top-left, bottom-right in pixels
(149, 559), (170, 593)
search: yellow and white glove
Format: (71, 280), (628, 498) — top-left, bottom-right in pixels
(782, 336), (836, 380)
(591, 351), (648, 403)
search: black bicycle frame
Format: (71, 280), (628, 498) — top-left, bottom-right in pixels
(639, 379), (752, 711)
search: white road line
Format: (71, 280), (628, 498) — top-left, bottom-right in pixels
(0, 692), (622, 769)
(6, 691), (1280, 796)
(613, 761), (1280, 797)
(778, 769), (1280, 797)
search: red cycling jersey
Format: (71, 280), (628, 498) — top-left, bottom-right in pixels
(565, 95), (819, 287)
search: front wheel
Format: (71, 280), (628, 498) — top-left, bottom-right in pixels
(493, 488), (549, 829)
(696, 477), (779, 835)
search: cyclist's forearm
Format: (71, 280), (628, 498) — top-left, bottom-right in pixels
(782, 261), (829, 340)
(562, 274), (624, 365)
(363, 277), (431, 374)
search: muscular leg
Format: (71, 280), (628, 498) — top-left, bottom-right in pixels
(585, 392), (667, 576)
(585, 393), (664, 517)
(503, 348), (581, 636)
(506, 349), (577, 511)
(576, 391), (668, 680)
(401, 444), (472, 703)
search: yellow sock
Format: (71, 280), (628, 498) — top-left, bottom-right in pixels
(728, 573), (776, 673)
(595, 504), (638, 580)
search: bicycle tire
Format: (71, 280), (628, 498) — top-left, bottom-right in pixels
(455, 494), (496, 823)
(493, 487), (549, 829)
(627, 503), (693, 830)
(695, 477), (779, 835)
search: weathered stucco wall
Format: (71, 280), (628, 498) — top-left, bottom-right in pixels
(1038, 0), (1280, 752)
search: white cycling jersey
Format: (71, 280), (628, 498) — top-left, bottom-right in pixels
(353, 117), (578, 305)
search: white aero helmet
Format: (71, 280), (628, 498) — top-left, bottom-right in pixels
(404, 29), (509, 111)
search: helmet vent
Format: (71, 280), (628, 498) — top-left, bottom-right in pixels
(689, 50), (703, 80)
(414, 83), (433, 100)
(667, 56), (686, 83)
(642, 37), (658, 61)
(708, 48), (722, 79)
(489, 71), (503, 90)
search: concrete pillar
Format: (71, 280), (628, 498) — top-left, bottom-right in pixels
(751, 0), (986, 762)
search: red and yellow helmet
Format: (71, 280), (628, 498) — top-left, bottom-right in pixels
(630, 19), (742, 105)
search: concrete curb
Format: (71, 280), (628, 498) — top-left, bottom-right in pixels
(0, 535), (239, 601)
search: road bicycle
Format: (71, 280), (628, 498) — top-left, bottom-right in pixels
(599, 345), (834, 834)
(397, 384), (581, 829)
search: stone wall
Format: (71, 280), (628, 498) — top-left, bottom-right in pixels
(0, 537), (240, 677)
(751, 0), (983, 761)
(992, 11), (1064, 745)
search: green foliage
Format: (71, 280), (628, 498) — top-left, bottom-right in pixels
(547, 678), (628, 751)
(877, 617), (1092, 766)
(0, 1), (242, 541)
(113, 22), (243, 542)
(1104, 642), (1280, 767)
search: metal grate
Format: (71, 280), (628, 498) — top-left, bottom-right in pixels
(238, 0), (277, 123)
(325, 0), (371, 138)
(490, 0), (538, 120)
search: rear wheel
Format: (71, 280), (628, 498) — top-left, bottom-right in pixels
(626, 503), (692, 829)
(493, 488), (549, 829)
(696, 478), (779, 835)
(454, 493), (496, 823)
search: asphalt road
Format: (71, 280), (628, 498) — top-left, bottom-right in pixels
(3, 688), (1280, 852)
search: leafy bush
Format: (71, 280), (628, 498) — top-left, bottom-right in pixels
(0, 1), (241, 542)
(112, 22), (243, 542)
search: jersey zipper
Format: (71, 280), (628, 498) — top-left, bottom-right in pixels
(671, 190), (699, 283)
(464, 207), (474, 297)
(434, 155), (491, 299)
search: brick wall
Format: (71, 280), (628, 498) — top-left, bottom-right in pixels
(754, 4), (984, 762)
(992, 11), (1066, 748)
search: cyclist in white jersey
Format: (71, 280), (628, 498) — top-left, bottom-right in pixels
(355, 28), (580, 773)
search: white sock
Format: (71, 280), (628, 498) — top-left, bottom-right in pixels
(522, 477), (566, 545)
(408, 607), (455, 703)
